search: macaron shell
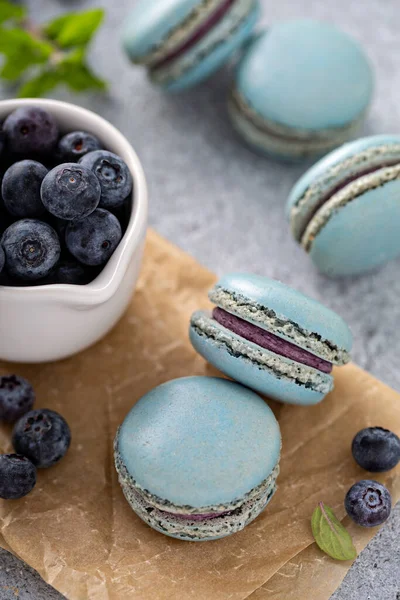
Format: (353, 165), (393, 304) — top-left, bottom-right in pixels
(122, 0), (203, 60)
(308, 178), (400, 276)
(189, 326), (327, 405)
(287, 134), (400, 217)
(154, 0), (260, 91)
(235, 20), (373, 131)
(117, 376), (281, 509)
(228, 94), (350, 161)
(213, 273), (353, 353)
(118, 460), (278, 541)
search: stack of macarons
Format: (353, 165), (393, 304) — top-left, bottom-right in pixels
(122, 2), (374, 159)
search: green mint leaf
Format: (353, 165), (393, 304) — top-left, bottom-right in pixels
(44, 9), (104, 48)
(44, 13), (74, 39)
(61, 47), (85, 65)
(18, 58), (107, 98)
(18, 69), (61, 98)
(311, 502), (357, 561)
(0, 28), (52, 81)
(60, 61), (107, 92)
(0, 0), (26, 24)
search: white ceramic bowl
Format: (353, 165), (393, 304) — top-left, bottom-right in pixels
(0, 99), (148, 363)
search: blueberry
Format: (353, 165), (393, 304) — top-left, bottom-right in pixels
(2, 160), (47, 218)
(53, 217), (68, 240)
(0, 244), (4, 275)
(352, 427), (400, 472)
(57, 131), (102, 162)
(3, 106), (59, 156)
(0, 123), (5, 157)
(345, 480), (391, 527)
(41, 163), (101, 220)
(110, 197), (131, 235)
(0, 375), (35, 423)
(55, 259), (90, 285)
(1, 219), (61, 281)
(66, 208), (122, 266)
(41, 214), (68, 247)
(0, 454), (36, 499)
(12, 409), (71, 468)
(79, 150), (133, 209)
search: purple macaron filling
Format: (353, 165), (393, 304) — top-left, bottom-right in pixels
(151, 0), (236, 72)
(213, 307), (332, 374)
(299, 158), (400, 239)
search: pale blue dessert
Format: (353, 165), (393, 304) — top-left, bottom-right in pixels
(114, 376), (281, 541)
(190, 273), (352, 404)
(287, 135), (400, 277)
(228, 20), (374, 160)
(122, 0), (260, 91)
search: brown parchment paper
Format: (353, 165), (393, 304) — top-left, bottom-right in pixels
(0, 229), (400, 600)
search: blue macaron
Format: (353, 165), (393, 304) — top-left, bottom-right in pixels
(114, 376), (281, 541)
(228, 20), (374, 160)
(122, 0), (260, 91)
(287, 135), (400, 277)
(190, 273), (352, 405)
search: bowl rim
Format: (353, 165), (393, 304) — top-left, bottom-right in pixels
(0, 98), (148, 304)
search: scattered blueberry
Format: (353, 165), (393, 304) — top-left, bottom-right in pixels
(2, 160), (47, 218)
(41, 163), (101, 220)
(12, 409), (71, 468)
(352, 427), (400, 472)
(0, 245), (4, 274)
(79, 150), (133, 209)
(1, 219), (61, 280)
(3, 106), (59, 156)
(0, 454), (36, 499)
(345, 480), (391, 527)
(57, 131), (102, 162)
(66, 208), (122, 266)
(55, 259), (90, 285)
(0, 375), (35, 423)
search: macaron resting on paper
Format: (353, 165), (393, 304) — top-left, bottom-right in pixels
(228, 20), (374, 159)
(287, 135), (400, 277)
(190, 274), (352, 404)
(114, 376), (281, 541)
(122, 0), (260, 91)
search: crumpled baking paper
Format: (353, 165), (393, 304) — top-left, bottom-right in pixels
(0, 229), (399, 600)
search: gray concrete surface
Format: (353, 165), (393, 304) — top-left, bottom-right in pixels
(0, 0), (400, 597)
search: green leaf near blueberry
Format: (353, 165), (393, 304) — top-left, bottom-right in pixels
(312, 426), (399, 561)
(311, 502), (357, 561)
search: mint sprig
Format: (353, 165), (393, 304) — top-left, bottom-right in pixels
(311, 502), (357, 561)
(0, 0), (106, 97)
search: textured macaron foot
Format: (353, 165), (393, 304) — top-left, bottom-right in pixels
(116, 440), (279, 541)
(114, 377), (281, 540)
(122, 0), (260, 91)
(287, 135), (400, 276)
(229, 20), (373, 160)
(189, 273), (352, 404)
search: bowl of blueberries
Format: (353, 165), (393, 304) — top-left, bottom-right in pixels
(0, 99), (148, 363)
